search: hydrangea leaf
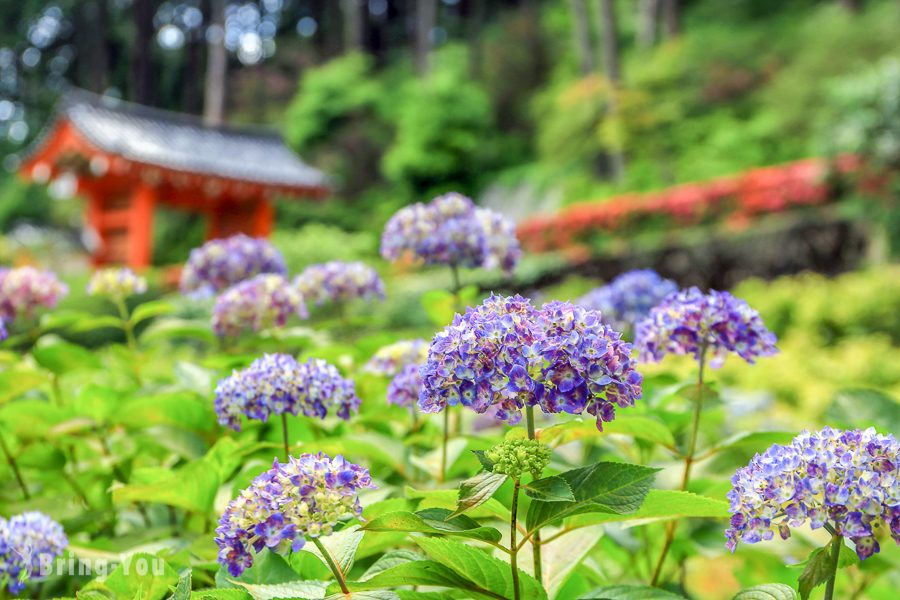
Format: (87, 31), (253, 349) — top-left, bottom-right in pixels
(361, 509), (502, 543)
(32, 341), (102, 375)
(732, 584), (798, 600)
(172, 571), (191, 600)
(523, 476), (575, 502)
(448, 471), (508, 519)
(67, 314), (125, 333)
(335, 559), (471, 594)
(189, 591), (252, 600)
(404, 486), (510, 521)
(304, 525), (364, 574)
(130, 300), (175, 326)
(230, 579), (328, 600)
(102, 553), (179, 600)
(827, 388), (900, 433)
(140, 318), (216, 345)
(561, 490), (729, 530)
(409, 438), (468, 478)
(578, 584), (685, 599)
(541, 525), (604, 597)
(526, 462), (659, 532)
(0, 369), (48, 406)
(703, 431), (798, 458)
(359, 549), (425, 581)
(217, 550), (299, 586)
(796, 540), (847, 600)
(530, 416), (676, 451)
(472, 449), (495, 471)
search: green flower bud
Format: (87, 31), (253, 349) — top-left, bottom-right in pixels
(486, 439), (551, 479)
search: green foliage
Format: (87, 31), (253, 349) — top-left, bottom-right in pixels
(270, 223), (378, 273)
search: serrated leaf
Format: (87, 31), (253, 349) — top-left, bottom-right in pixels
(578, 585), (685, 599)
(526, 462), (659, 532)
(362, 509), (502, 543)
(448, 471), (508, 519)
(325, 592), (400, 600)
(472, 450), (494, 472)
(797, 539), (845, 600)
(733, 584), (798, 600)
(537, 416), (676, 450)
(405, 486), (510, 521)
(359, 550), (424, 581)
(172, 571), (192, 600)
(230, 579), (328, 600)
(340, 560), (471, 593)
(103, 553), (179, 600)
(415, 537), (547, 600)
(304, 525), (363, 574)
(523, 476), (575, 502)
(190, 591), (252, 600)
(562, 490), (729, 530)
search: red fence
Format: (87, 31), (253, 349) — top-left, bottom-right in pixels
(517, 155), (861, 254)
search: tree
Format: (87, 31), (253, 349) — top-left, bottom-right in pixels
(130, 0), (157, 104)
(595, 0), (624, 180)
(637, 0), (659, 49)
(204, 0), (227, 125)
(662, 0), (679, 38)
(342, 0), (365, 52)
(415, 0), (438, 75)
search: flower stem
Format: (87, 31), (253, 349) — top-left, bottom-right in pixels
(510, 479), (522, 600)
(313, 536), (350, 596)
(650, 343), (707, 586)
(525, 405), (543, 586)
(281, 413), (291, 460)
(440, 408), (450, 482)
(116, 298), (142, 382)
(824, 532), (843, 600)
(449, 262), (462, 299)
(0, 430), (29, 500)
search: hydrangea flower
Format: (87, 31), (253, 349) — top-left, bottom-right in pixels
(380, 193), (520, 274)
(386, 363), (423, 410)
(726, 427), (900, 560)
(294, 261), (385, 308)
(180, 234), (287, 297)
(0, 267), (68, 322)
(420, 294), (642, 430)
(215, 354), (361, 430)
(212, 274), (307, 338)
(577, 269), (678, 333)
(0, 512), (67, 595)
(364, 339), (429, 376)
(87, 267), (148, 301)
(635, 287), (778, 368)
(215, 453), (375, 577)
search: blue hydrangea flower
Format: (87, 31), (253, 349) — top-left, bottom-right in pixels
(0, 512), (67, 595)
(578, 269), (678, 333)
(419, 294), (642, 430)
(180, 234), (287, 297)
(0, 267), (68, 323)
(215, 354), (361, 430)
(87, 267), (148, 301)
(381, 193), (520, 274)
(215, 453), (375, 577)
(726, 427), (900, 560)
(364, 339), (429, 377)
(294, 261), (385, 307)
(635, 287), (778, 368)
(387, 363), (423, 410)
(212, 274), (307, 338)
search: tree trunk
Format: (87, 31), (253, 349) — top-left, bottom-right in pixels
(130, 0), (156, 104)
(204, 0), (227, 125)
(183, 28), (203, 114)
(76, 1), (110, 93)
(662, 0), (679, 38)
(415, 0), (437, 76)
(637, 0), (659, 49)
(568, 0), (594, 75)
(341, 0), (365, 52)
(596, 0), (625, 181)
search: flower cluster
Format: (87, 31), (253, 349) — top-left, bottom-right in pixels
(386, 363), (423, 411)
(485, 439), (551, 479)
(180, 234), (287, 297)
(578, 270), (678, 333)
(635, 287), (778, 368)
(380, 193), (520, 274)
(87, 267), (148, 301)
(364, 339), (429, 376)
(0, 512), (67, 595)
(420, 295), (642, 430)
(294, 261), (385, 308)
(725, 427), (900, 560)
(215, 453), (375, 577)
(212, 274), (307, 338)
(0, 267), (68, 322)
(215, 354), (361, 430)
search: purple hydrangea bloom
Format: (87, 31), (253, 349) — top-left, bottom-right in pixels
(726, 427), (900, 560)
(380, 193), (520, 274)
(0, 512), (67, 595)
(364, 339), (429, 377)
(635, 287), (778, 368)
(212, 274), (307, 338)
(215, 453), (375, 578)
(87, 267), (148, 301)
(0, 267), (68, 323)
(578, 269), (678, 333)
(180, 234), (287, 297)
(420, 294), (642, 430)
(294, 261), (385, 307)
(215, 354), (361, 430)
(387, 363), (423, 410)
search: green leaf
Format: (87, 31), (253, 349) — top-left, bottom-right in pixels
(733, 584), (798, 600)
(405, 486), (510, 521)
(324, 592), (400, 600)
(172, 571), (192, 600)
(131, 300), (175, 326)
(340, 560), (471, 594)
(448, 471), (507, 519)
(523, 476), (575, 502)
(141, 319), (216, 345)
(361, 509), (502, 543)
(230, 580), (328, 600)
(409, 438), (468, 478)
(115, 392), (215, 432)
(67, 314), (125, 333)
(304, 525), (364, 574)
(578, 585), (685, 599)
(32, 341), (102, 375)
(421, 290), (458, 327)
(536, 416), (676, 450)
(472, 450), (494, 472)
(359, 550), (424, 581)
(526, 462), (659, 532)
(542, 525), (604, 598)
(414, 537), (547, 600)
(0, 369), (48, 405)
(190, 591), (252, 600)
(103, 553), (179, 600)
(797, 539), (847, 600)
(703, 431), (798, 458)
(562, 490), (729, 530)
(218, 551), (299, 587)
(827, 388), (900, 433)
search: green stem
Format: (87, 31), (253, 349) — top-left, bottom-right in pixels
(651, 344), (707, 586)
(525, 405), (543, 586)
(440, 408), (450, 482)
(510, 480), (522, 600)
(116, 299), (142, 382)
(0, 430), (29, 500)
(281, 413), (291, 460)
(97, 430), (151, 528)
(313, 537), (350, 596)
(449, 262), (462, 299)
(824, 533), (843, 600)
